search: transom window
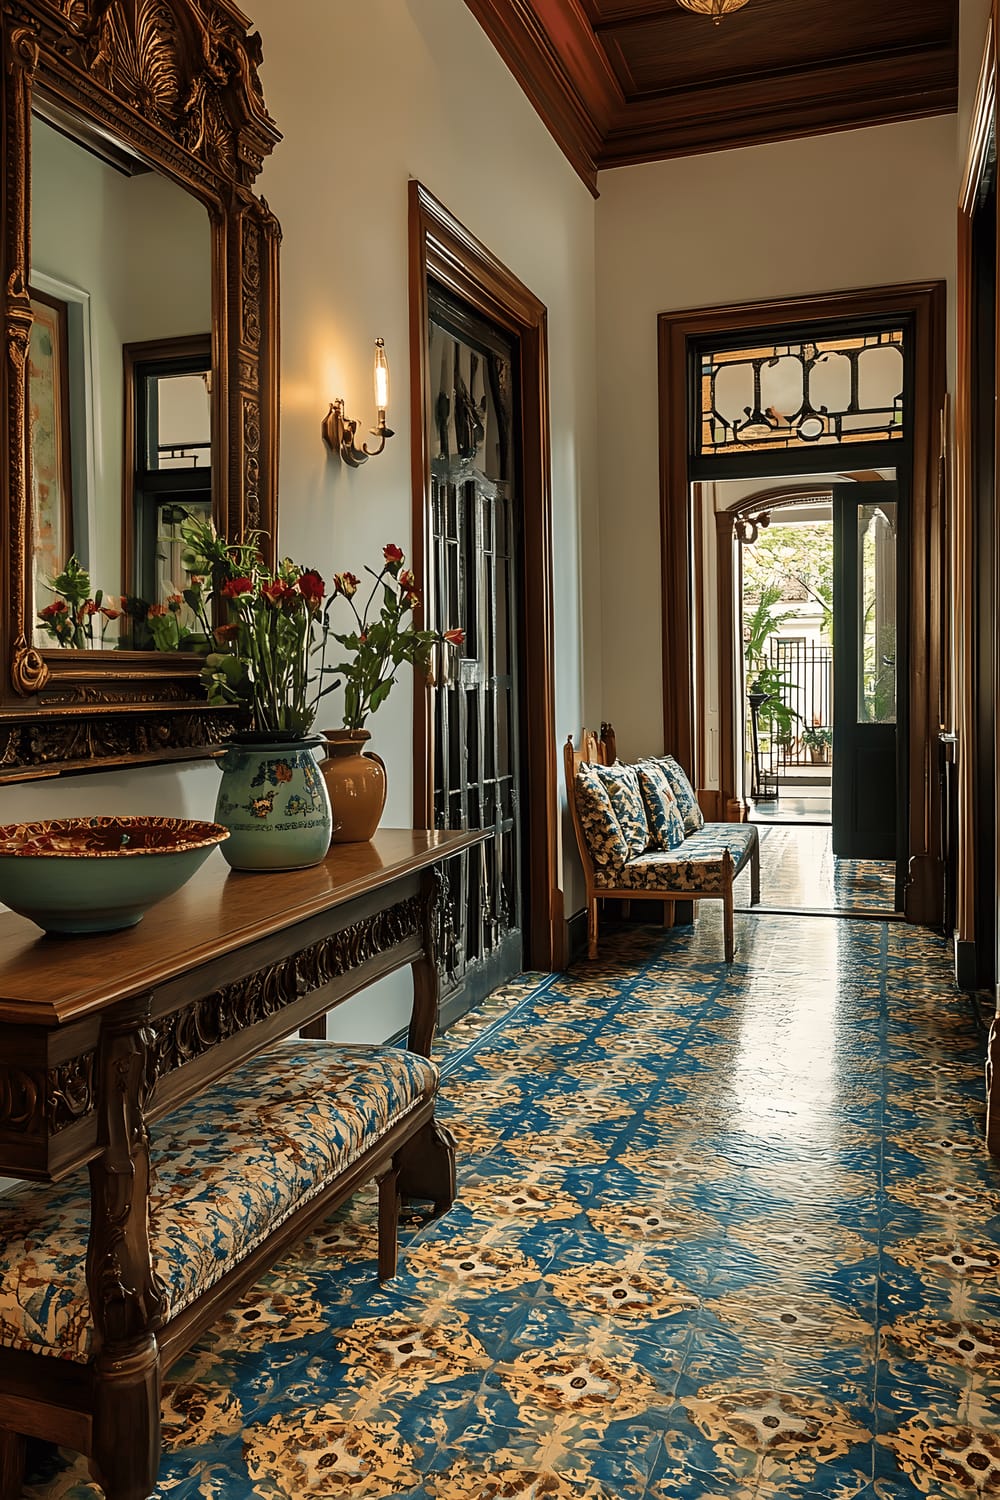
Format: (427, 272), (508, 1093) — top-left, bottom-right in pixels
(698, 329), (905, 457)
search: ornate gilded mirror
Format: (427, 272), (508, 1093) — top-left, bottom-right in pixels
(0, 0), (281, 778)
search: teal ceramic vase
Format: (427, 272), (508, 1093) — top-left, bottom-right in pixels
(214, 737), (332, 872)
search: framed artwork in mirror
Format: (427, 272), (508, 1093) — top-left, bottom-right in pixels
(0, 0), (282, 781)
(27, 287), (73, 606)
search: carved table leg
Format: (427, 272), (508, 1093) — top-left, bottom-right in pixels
(0, 1430), (24, 1500)
(86, 998), (167, 1500)
(409, 867), (445, 1057)
(396, 1119), (456, 1217)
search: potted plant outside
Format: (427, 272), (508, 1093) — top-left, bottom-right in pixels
(802, 725), (833, 764)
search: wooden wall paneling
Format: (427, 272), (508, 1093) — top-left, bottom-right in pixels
(407, 182), (565, 972)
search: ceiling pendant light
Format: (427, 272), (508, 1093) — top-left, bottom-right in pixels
(676, 0), (751, 23)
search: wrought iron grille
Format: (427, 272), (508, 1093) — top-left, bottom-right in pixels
(753, 639), (834, 788)
(427, 301), (524, 1012)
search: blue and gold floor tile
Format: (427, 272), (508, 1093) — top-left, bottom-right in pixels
(26, 833), (1000, 1498)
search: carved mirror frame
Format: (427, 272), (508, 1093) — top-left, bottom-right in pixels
(0, 0), (281, 780)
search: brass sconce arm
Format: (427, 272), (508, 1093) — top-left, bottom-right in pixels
(322, 336), (394, 467)
(322, 400), (394, 467)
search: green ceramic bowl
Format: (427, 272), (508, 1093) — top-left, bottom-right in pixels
(0, 816), (230, 935)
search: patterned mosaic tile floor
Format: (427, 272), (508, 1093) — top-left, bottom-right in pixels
(742, 825), (899, 914)
(26, 886), (996, 1498)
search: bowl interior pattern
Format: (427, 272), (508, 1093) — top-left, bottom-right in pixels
(0, 817), (229, 857)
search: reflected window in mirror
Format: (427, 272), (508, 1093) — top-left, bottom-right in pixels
(123, 338), (211, 649)
(29, 110), (211, 651)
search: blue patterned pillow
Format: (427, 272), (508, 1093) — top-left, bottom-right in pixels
(594, 763), (649, 859)
(574, 764), (629, 874)
(637, 761), (686, 850)
(660, 755), (705, 834)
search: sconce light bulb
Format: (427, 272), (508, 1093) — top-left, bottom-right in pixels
(374, 337), (390, 418)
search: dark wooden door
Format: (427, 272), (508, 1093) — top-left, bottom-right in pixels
(425, 289), (524, 1018)
(832, 481), (899, 860)
(970, 151), (998, 989)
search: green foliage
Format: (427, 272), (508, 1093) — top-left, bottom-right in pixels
(742, 520), (833, 640)
(329, 550), (463, 731)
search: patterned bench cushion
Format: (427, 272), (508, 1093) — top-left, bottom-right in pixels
(574, 763), (630, 874)
(658, 755), (705, 835)
(0, 1040), (437, 1364)
(593, 763), (649, 859)
(594, 822), (759, 894)
(636, 760), (686, 851)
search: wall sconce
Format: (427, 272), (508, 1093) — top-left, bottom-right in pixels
(322, 338), (394, 467)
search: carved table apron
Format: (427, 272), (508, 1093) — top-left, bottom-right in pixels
(0, 827), (484, 1497)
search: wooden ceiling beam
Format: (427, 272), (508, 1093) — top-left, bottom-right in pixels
(464, 0), (958, 180)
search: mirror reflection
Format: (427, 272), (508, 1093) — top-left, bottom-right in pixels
(29, 110), (212, 650)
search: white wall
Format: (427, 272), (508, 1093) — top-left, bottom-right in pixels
(1, 0), (602, 1036)
(595, 115), (959, 762)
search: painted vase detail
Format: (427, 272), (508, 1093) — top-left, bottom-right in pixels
(320, 729), (387, 844)
(214, 738), (332, 871)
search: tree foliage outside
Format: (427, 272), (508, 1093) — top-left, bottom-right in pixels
(741, 518), (833, 746)
(742, 521), (833, 641)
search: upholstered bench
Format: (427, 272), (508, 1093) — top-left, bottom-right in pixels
(0, 1038), (448, 1496)
(565, 726), (760, 962)
(0, 1038), (443, 1373)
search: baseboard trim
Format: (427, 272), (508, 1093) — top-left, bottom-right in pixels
(954, 937), (979, 991)
(566, 909), (588, 962)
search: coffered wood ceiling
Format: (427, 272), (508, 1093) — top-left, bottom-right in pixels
(465, 0), (959, 192)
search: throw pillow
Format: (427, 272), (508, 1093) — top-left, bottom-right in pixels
(660, 754), (705, 834)
(637, 760), (686, 850)
(574, 763), (630, 874)
(594, 763), (649, 859)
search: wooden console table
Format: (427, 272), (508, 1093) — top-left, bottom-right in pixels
(0, 827), (484, 1499)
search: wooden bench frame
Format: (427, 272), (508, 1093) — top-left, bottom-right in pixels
(565, 725), (760, 963)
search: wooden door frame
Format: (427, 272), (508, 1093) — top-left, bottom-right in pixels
(407, 181), (564, 972)
(956, 10), (997, 993)
(658, 282), (948, 925)
(955, 9), (1000, 1152)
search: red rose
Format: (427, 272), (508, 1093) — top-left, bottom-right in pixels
(260, 579), (290, 606)
(76, 600), (98, 620)
(166, 593), (183, 612)
(147, 603), (168, 618)
(214, 623), (240, 645)
(334, 571), (360, 598)
(297, 569), (325, 605)
(383, 543), (404, 569)
(443, 628), (465, 647)
(221, 576), (253, 599)
(404, 591), (420, 610)
(39, 600), (67, 620)
(398, 569), (417, 592)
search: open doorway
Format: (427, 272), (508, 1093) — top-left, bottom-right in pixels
(735, 490), (834, 825)
(660, 283), (946, 926)
(712, 474), (901, 916)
